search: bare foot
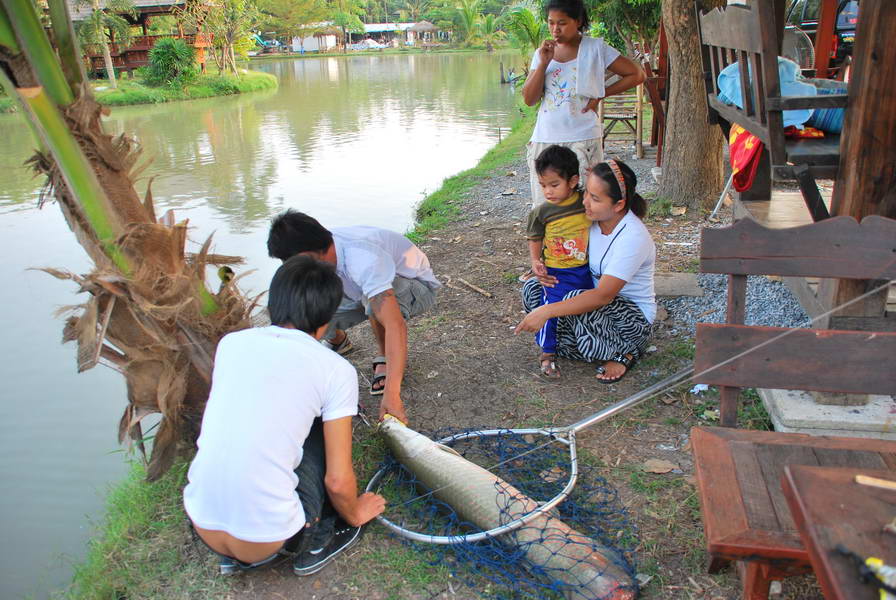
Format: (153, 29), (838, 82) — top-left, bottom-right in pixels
(540, 353), (560, 379)
(596, 354), (633, 383)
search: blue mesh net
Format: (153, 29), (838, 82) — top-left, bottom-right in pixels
(374, 428), (639, 600)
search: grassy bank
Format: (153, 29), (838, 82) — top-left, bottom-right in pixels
(94, 69), (277, 107)
(408, 102), (535, 244)
(64, 459), (226, 600)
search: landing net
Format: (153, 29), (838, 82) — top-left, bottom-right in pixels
(374, 427), (638, 600)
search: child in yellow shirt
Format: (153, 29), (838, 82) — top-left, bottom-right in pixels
(525, 145), (595, 378)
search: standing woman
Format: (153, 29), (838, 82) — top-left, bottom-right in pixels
(522, 0), (645, 207)
(515, 160), (655, 383)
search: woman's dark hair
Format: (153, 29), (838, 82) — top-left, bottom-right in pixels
(589, 160), (647, 219)
(534, 144), (580, 182)
(268, 255), (343, 333)
(544, 0), (590, 32)
(267, 209), (334, 260)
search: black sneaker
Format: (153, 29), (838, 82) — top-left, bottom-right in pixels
(293, 524), (363, 576)
(219, 556), (240, 576)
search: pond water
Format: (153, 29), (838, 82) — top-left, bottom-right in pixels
(0, 51), (521, 599)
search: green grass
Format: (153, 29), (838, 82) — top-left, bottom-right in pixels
(351, 543), (452, 600)
(407, 102), (536, 244)
(94, 69), (277, 107)
(64, 459), (228, 600)
(0, 96), (14, 113)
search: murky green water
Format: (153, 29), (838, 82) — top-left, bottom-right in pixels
(0, 51), (521, 599)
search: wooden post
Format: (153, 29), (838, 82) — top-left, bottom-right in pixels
(820, 0), (896, 329)
(814, 0), (837, 79)
(719, 274), (747, 428)
(635, 83), (644, 159)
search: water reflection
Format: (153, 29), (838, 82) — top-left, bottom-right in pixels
(0, 51), (519, 599)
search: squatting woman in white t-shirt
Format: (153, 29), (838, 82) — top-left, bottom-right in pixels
(521, 0), (646, 207)
(516, 159), (656, 384)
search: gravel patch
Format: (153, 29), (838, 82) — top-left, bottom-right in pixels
(663, 273), (811, 334)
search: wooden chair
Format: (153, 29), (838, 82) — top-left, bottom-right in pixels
(598, 89), (643, 157)
(696, 2), (849, 221)
(694, 215), (896, 429)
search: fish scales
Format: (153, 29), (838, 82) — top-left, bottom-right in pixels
(380, 417), (636, 600)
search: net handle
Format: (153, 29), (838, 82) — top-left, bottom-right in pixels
(365, 429), (579, 545)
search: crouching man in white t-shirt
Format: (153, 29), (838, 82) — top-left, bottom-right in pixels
(267, 210), (441, 425)
(183, 255), (386, 576)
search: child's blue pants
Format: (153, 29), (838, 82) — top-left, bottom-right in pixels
(536, 264), (594, 354)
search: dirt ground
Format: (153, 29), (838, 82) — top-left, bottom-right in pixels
(222, 147), (822, 600)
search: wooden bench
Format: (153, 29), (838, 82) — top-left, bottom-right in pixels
(696, 2), (849, 221)
(691, 427), (896, 600)
(694, 215), (896, 429)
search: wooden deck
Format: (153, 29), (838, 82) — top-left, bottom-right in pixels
(733, 190), (896, 324)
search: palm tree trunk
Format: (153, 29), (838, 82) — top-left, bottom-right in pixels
(0, 0), (251, 480)
(100, 37), (117, 88)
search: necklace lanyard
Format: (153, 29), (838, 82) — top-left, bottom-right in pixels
(592, 223), (627, 279)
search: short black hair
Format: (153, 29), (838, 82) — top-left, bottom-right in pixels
(535, 144), (580, 181)
(267, 209), (333, 261)
(268, 255), (343, 333)
(544, 0), (590, 32)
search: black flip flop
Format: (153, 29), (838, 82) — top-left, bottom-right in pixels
(370, 356), (387, 396)
(596, 353), (638, 384)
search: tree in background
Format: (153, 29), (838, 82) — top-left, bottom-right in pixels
(146, 37), (197, 87)
(399, 0), (430, 22)
(329, 0), (365, 51)
(179, 0), (259, 75)
(258, 0), (329, 52)
(472, 13), (504, 51)
(502, 2), (546, 59)
(591, 0), (659, 57)
(455, 0), (482, 46)
(659, 0), (725, 213)
(75, 0), (136, 88)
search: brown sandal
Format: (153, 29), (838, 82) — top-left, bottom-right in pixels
(539, 353), (560, 380)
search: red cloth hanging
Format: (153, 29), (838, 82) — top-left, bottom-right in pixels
(729, 124), (764, 192)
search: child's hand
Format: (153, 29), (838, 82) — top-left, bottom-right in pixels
(531, 260), (548, 278)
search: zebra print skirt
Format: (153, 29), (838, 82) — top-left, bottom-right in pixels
(521, 279), (652, 363)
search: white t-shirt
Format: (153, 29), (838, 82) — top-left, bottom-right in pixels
(332, 226), (441, 302)
(588, 210), (656, 322)
(530, 40), (620, 143)
(183, 326), (358, 543)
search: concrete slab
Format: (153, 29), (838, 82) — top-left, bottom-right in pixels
(655, 272), (704, 297)
(759, 387), (896, 440)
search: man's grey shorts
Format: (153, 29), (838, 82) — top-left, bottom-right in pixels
(328, 277), (438, 333)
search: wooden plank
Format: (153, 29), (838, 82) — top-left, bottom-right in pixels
(766, 94), (848, 111)
(794, 165), (831, 222)
(719, 274), (746, 428)
(698, 4), (763, 52)
(691, 427), (751, 554)
(694, 324), (896, 395)
(752, 443), (817, 536)
(700, 215), (896, 279)
(812, 447), (888, 469)
(707, 97), (771, 145)
(783, 466), (896, 600)
(783, 136), (842, 166)
(730, 441), (781, 532)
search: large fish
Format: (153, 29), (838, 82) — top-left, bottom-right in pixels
(379, 416), (636, 600)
